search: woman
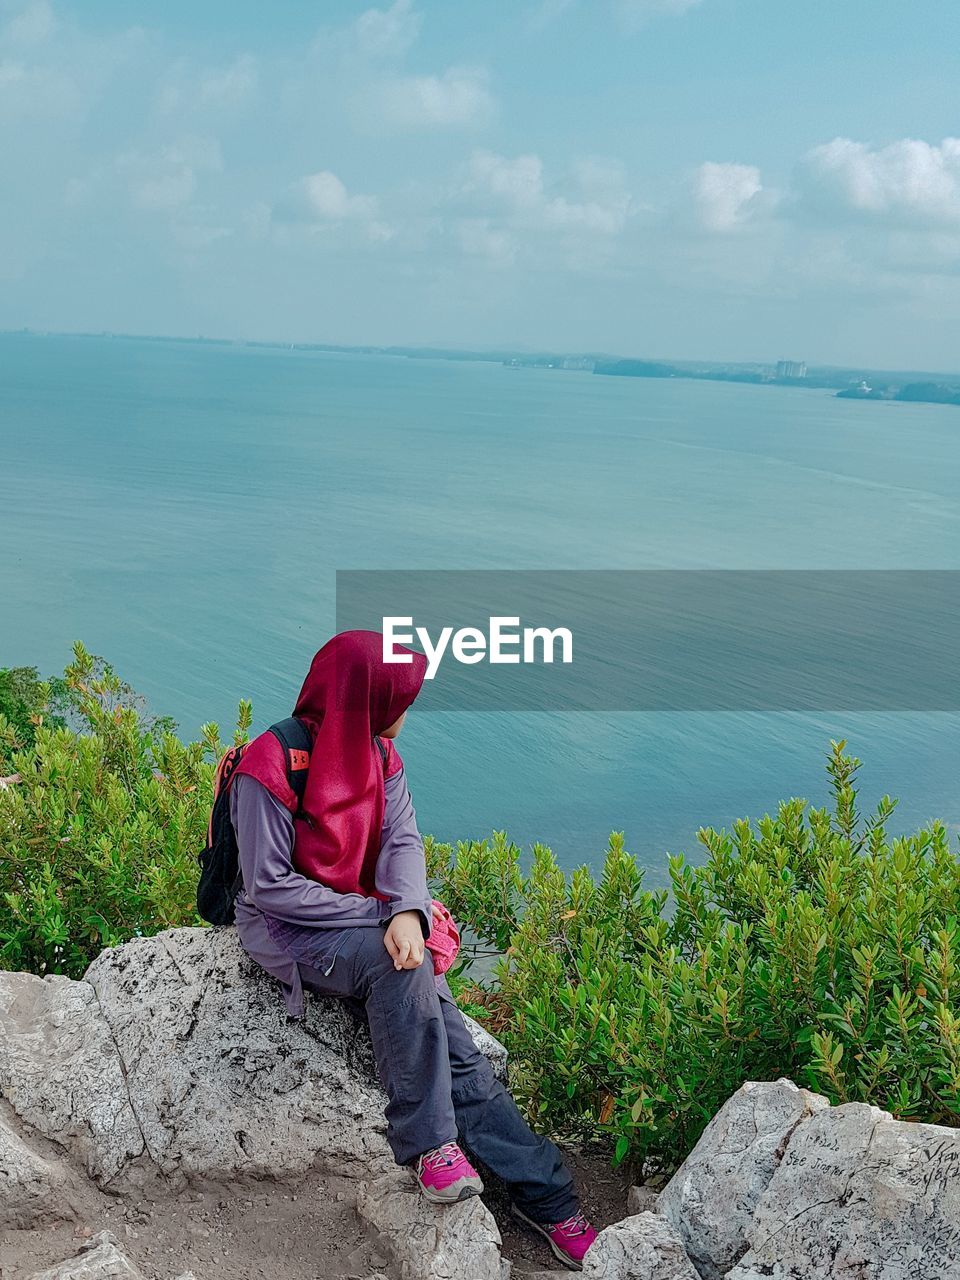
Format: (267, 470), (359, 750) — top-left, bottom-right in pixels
(229, 630), (598, 1271)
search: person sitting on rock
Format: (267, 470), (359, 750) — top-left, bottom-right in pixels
(229, 629), (598, 1271)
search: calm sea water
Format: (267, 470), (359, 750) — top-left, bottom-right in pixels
(3, 333), (960, 885)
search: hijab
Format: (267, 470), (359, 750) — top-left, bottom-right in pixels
(235, 630), (428, 895)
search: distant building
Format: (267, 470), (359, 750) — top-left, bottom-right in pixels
(776, 360), (807, 379)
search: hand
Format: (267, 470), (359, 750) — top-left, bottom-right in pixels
(432, 902), (445, 926)
(384, 910), (425, 971)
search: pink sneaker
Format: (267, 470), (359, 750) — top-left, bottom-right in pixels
(415, 1142), (484, 1204)
(513, 1206), (599, 1271)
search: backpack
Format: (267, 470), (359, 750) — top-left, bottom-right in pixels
(196, 718), (388, 927)
(197, 717), (313, 926)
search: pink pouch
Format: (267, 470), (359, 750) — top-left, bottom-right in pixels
(424, 899), (461, 975)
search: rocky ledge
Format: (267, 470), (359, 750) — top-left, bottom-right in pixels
(1, 928), (958, 1279)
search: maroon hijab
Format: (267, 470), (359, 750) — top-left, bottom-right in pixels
(236, 630), (427, 895)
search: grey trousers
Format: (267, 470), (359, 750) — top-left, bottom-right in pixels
(299, 926), (578, 1224)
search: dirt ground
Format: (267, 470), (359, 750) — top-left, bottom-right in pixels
(1, 1142), (635, 1280)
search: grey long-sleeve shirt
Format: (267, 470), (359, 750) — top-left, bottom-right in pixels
(231, 769), (434, 1016)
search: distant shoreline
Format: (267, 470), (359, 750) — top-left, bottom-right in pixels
(5, 327), (960, 411)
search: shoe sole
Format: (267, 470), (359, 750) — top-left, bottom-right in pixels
(418, 1177), (485, 1205)
(511, 1205), (583, 1271)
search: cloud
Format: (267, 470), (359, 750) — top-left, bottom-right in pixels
(456, 149), (632, 262)
(301, 170), (393, 241)
(199, 54), (257, 108)
(466, 151), (631, 233)
(528, 0), (704, 29)
(353, 0), (422, 59)
(157, 54), (258, 116)
(695, 161), (764, 231)
(5, 0), (55, 44)
(119, 137), (222, 211)
(375, 66), (495, 129)
(616, 0), (703, 22)
(456, 218), (516, 265)
(0, 11), (146, 122)
(797, 136), (960, 227)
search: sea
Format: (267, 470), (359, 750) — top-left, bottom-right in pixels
(3, 332), (960, 887)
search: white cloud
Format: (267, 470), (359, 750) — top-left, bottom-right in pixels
(157, 54), (258, 116)
(5, 0), (55, 44)
(376, 66), (495, 129)
(469, 151), (543, 209)
(695, 161), (763, 232)
(454, 149), (632, 263)
(199, 54), (257, 108)
(457, 217), (516, 265)
(617, 0), (703, 18)
(798, 136), (960, 227)
(119, 137), (222, 211)
(464, 150), (631, 235)
(529, 0), (703, 28)
(524, 0), (577, 32)
(354, 0), (421, 59)
(302, 170), (393, 241)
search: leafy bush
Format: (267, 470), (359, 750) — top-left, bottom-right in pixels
(428, 743), (960, 1168)
(0, 643), (248, 977)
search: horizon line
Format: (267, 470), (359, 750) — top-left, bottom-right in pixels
(3, 325), (959, 384)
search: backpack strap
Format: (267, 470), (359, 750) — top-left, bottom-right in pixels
(268, 716), (313, 820)
(267, 719), (390, 822)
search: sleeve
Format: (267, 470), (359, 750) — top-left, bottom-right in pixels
(375, 768), (433, 938)
(231, 774), (387, 928)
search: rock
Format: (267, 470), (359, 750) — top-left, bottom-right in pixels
(627, 1184), (660, 1215)
(0, 972), (145, 1185)
(27, 1230), (144, 1279)
(582, 1212), (700, 1280)
(727, 1101), (960, 1280)
(0, 1106), (83, 1229)
(357, 1171), (502, 1280)
(657, 1078), (828, 1279)
(0, 927), (507, 1188)
(464, 1015), (508, 1081)
(82, 927), (394, 1182)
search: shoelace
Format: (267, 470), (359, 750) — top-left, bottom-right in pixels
(552, 1211), (591, 1236)
(422, 1142), (463, 1170)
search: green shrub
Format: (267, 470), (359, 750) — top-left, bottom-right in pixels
(428, 742), (960, 1169)
(0, 642), (248, 977)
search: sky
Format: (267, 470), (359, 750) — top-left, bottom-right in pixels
(3, 0), (960, 369)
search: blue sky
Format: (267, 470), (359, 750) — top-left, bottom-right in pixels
(3, 0), (960, 367)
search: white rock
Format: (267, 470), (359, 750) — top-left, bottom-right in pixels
(357, 1171), (502, 1280)
(582, 1212), (700, 1280)
(27, 1230), (144, 1279)
(727, 1101), (960, 1280)
(0, 972), (145, 1185)
(80, 927), (507, 1184)
(657, 1078), (828, 1279)
(627, 1184), (660, 1215)
(0, 1107), (84, 1229)
(0, 928), (506, 1190)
